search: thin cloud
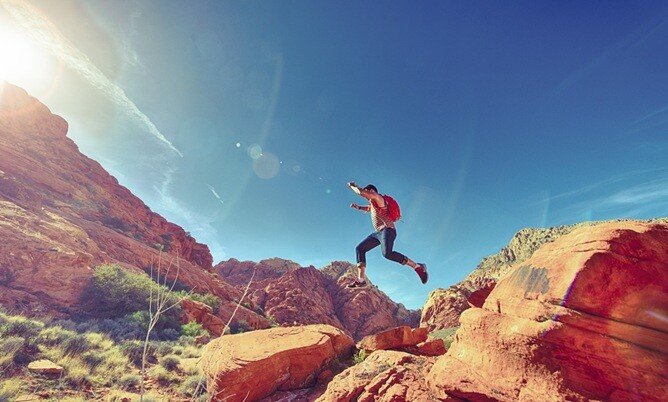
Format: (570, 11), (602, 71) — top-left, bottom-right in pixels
(207, 184), (225, 206)
(635, 103), (668, 124)
(0, 0), (182, 156)
(154, 168), (226, 261)
(536, 167), (668, 205)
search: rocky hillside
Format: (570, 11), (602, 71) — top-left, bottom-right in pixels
(0, 83), (266, 328)
(421, 218), (668, 330)
(203, 219), (668, 401)
(217, 259), (420, 340)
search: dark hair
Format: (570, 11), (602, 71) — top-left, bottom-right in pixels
(363, 184), (378, 193)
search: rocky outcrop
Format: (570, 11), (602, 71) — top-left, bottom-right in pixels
(357, 326), (428, 354)
(216, 259), (420, 340)
(421, 218), (668, 331)
(0, 83), (266, 329)
(427, 220), (668, 401)
(317, 350), (448, 402)
(201, 324), (354, 402)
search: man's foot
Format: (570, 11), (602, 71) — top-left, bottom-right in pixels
(415, 264), (428, 284)
(347, 279), (367, 288)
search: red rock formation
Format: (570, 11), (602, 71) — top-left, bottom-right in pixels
(201, 324), (354, 402)
(216, 259), (421, 340)
(0, 83), (266, 329)
(427, 220), (668, 401)
(420, 219), (666, 331)
(356, 326), (428, 354)
(316, 350), (452, 402)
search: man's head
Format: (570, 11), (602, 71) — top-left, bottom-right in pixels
(363, 184), (378, 194)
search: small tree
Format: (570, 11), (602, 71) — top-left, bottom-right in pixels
(140, 250), (189, 401)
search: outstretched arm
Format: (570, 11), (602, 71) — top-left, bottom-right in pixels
(348, 181), (384, 205)
(350, 203), (370, 212)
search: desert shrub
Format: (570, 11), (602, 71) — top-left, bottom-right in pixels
(85, 265), (185, 340)
(429, 326), (459, 349)
(0, 315), (44, 338)
(0, 336), (25, 374)
(352, 349), (367, 364)
(186, 292), (221, 313)
(159, 354), (180, 371)
(155, 343), (174, 356)
(181, 322), (206, 338)
(62, 333), (92, 356)
(87, 264), (172, 316)
(0, 378), (22, 402)
(81, 351), (104, 369)
(149, 365), (174, 385)
(119, 340), (157, 367)
(229, 319), (251, 334)
(180, 374), (207, 398)
(37, 325), (76, 346)
(179, 345), (201, 359)
(118, 373), (141, 390)
(64, 365), (91, 388)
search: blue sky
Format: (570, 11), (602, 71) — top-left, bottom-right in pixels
(1, 1), (666, 309)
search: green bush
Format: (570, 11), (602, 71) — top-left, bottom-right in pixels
(37, 325), (77, 346)
(159, 354), (181, 371)
(229, 319), (251, 334)
(352, 349), (367, 364)
(118, 373), (141, 390)
(0, 378), (22, 402)
(180, 374), (207, 398)
(186, 292), (221, 313)
(149, 365), (174, 385)
(429, 326), (459, 349)
(120, 340), (156, 367)
(181, 322), (207, 338)
(0, 315), (44, 338)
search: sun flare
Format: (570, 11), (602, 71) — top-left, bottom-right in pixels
(0, 23), (42, 84)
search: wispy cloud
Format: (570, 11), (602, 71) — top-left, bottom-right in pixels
(0, 0), (181, 156)
(207, 184), (225, 206)
(154, 168), (226, 261)
(536, 167), (668, 205)
(634, 103), (668, 124)
(545, 171), (668, 220)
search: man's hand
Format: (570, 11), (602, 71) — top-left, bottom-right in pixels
(347, 181), (357, 188)
(350, 203), (360, 210)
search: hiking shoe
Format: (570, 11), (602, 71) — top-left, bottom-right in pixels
(415, 264), (428, 284)
(347, 279), (367, 288)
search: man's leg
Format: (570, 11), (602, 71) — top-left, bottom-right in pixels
(380, 228), (428, 283)
(355, 234), (380, 282)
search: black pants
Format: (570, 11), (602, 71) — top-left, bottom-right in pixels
(356, 227), (407, 265)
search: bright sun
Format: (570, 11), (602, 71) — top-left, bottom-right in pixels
(0, 23), (42, 84)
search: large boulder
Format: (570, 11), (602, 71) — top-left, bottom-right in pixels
(427, 220), (668, 401)
(356, 326), (428, 354)
(316, 350), (450, 402)
(201, 324), (354, 402)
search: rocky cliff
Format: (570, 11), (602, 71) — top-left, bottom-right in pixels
(0, 83), (265, 328)
(427, 220), (668, 401)
(421, 218), (668, 330)
(217, 259), (420, 340)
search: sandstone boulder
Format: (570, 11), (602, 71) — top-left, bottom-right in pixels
(317, 350), (452, 402)
(201, 324), (354, 402)
(427, 221), (668, 401)
(27, 359), (63, 376)
(357, 326), (428, 354)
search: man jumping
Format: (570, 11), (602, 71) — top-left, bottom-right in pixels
(347, 181), (428, 288)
